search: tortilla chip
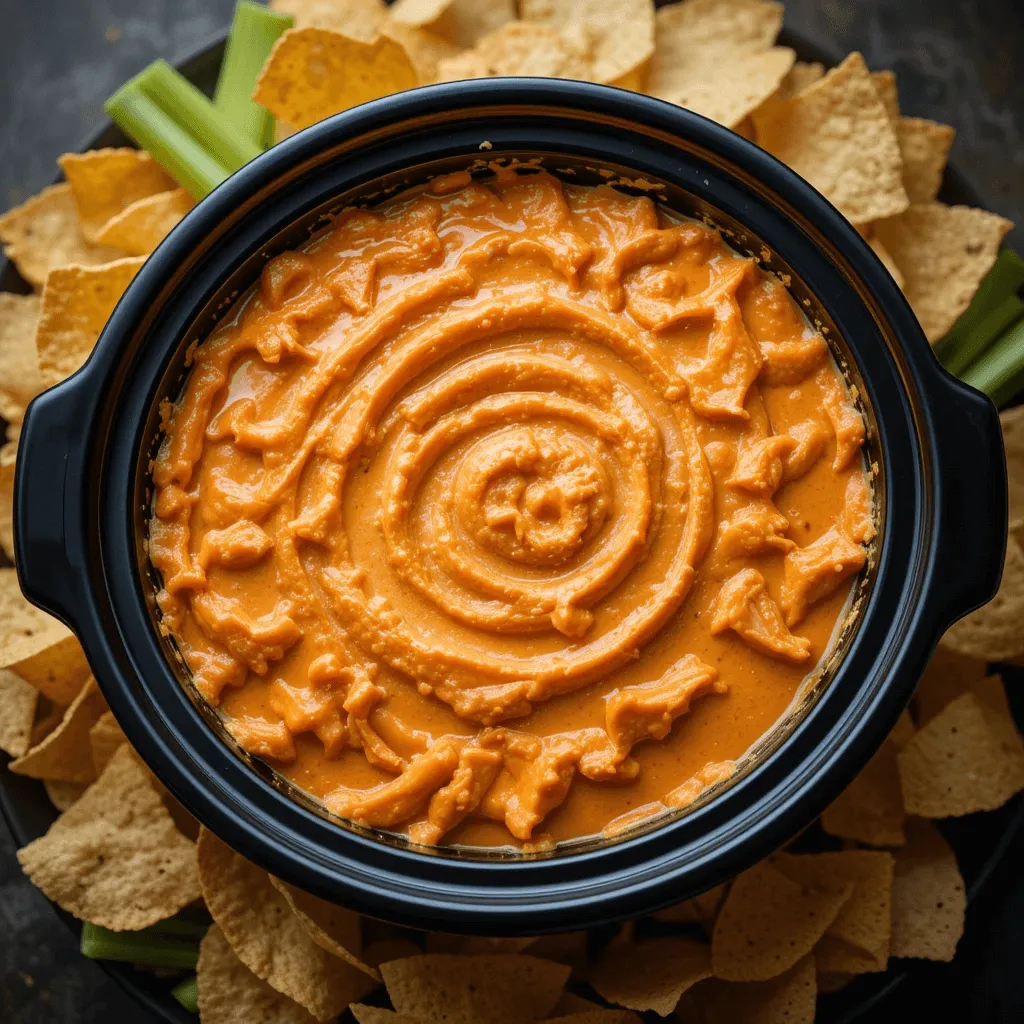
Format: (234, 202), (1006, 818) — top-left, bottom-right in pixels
(652, 882), (727, 926)
(889, 709), (916, 749)
(391, 0), (514, 48)
(0, 667), (38, 757)
(779, 851), (894, 972)
(198, 923), (318, 1024)
(380, 954), (570, 1023)
(1003, 406), (1024, 533)
(711, 858), (851, 981)
(424, 932), (537, 955)
(589, 936), (711, 1015)
(44, 778), (89, 811)
(11, 633), (92, 706)
(783, 61), (825, 95)
(821, 738), (905, 847)
(526, 931), (588, 979)
(437, 22), (595, 81)
(520, 0), (656, 88)
(29, 703), (64, 747)
(890, 818), (965, 960)
(58, 149), (176, 243)
(0, 292), (46, 425)
(648, 0), (793, 129)
(363, 938), (424, 967)
(197, 828), (374, 1020)
(897, 118), (955, 202)
(872, 201), (1013, 342)
(93, 188), (193, 257)
(897, 689), (1024, 817)
(254, 28), (418, 131)
(35, 256), (146, 387)
(268, 875), (379, 979)
(752, 52), (908, 225)
(914, 645), (990, 725)
(688, 955), (817, 1024)
(17, 744), (199, 929)
(270, 0), (389, 37)
(816, 971), (854, 993)
(0, 443), (15, 562)
(9, 677), (107, 782)
(0, 184), (123, 290)
(871, 69), (900, 123)
(551, 991), (606, 1015)
(89, 710), (127, 776)
(868, 234), (905, 290)
(382, 22), (461, 83)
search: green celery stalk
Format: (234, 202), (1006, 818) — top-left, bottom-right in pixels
(215, 1), (293, 148)
(935, 248), (1024, 362)
(945, 291), (1024, 377)
(105, 83), (229, 200)
(137, 60), (262, 172)
(80, 921), (201, 971)
(171, 975), (199, 1014)
(961, 318), (1024, 407)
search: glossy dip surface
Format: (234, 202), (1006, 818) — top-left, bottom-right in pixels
(148, 166), (874, 849)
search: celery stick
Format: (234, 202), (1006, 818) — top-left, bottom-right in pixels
(215, 1), (293, 148)
(171, 975), (199, 1014)
(105, 83), (229, 200)
(935, 248), (1024, 361)
(80, 921), (200, 971)
(962, 319), (1024, 407)
(945, 292), (1024, 377)
(146, 916), (211, 942)
(137, 61), (262, 172)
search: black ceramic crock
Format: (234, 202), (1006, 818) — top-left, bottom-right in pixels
(13, 79), (1007, 934)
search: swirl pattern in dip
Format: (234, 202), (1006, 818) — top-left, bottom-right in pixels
(150, 167), (875, 848)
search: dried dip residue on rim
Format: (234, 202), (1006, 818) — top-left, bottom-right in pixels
(148, 166), (875, 847)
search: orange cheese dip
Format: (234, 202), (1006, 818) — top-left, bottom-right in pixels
(149, 167), (875, 848)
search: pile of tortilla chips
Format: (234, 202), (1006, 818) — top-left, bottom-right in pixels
(0, 1), (1022, 1021)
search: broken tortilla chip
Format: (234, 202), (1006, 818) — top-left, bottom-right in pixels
(752, 52), (908, 225)
(269, 0), (389, 37)
(648, 0), (793, 129)
(391, 0), (515, 48)
(941, 531), (1024, 660)
(779, 851), (894, 973)
(438, 22), (595, 81)
(35, 256), (146, 387)
(381, 22), (460, 83)
(44, 778), (89, 811)
(868, 234), (905, 290)
(254, 28), (418, 131)
(0, 184), (123, 290)
(684, 955), (817, 1024)
(0, 667), (38, 758)
(58, 149), (176, 243)
(820, 737), (906, 847)
(0, 444), (15, 562)
(269, 875), (379, 979)
(890, 818), (965, 961)
(0, 292), (46, 425)
(197, 827), (374, 1020)
(652, 882), (727, 927)
(198, 923), (318, 1024)
(9, 677), (107, 783)
(897, 689), (1024, 817)
(380, 954), (570, 1023)
(1002, 406), (1024, 532)
(872, 201), (1013, 342)
(871, 69), (900, 123)
(711, 858), (851, 981)
(11, 633), (93, 706)
(17, 744), (200, 929)
(589, 935), (711, 1015)
(520, 0), (655, 89)
(897, 117), (955, 203)
(89, 710), (127, 776)
(93, 188), (193, 256)
(914, 645), (991, 726)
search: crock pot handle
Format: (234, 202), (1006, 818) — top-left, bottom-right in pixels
(13, 378), (87, 627)
(929, 371), (1008, 627)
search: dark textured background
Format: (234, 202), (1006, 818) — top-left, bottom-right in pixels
(1, 1), (1023, 1021)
